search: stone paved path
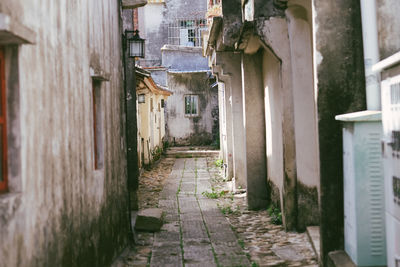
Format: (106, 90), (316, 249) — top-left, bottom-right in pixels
(112, 155), (318, 267)
(152, 158), (250, 267)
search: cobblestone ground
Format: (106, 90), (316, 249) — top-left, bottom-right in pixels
(206, 157), (318, 267)
(112, 156), (318, 267)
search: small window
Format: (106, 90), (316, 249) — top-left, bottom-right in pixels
(161, 99), (165, 108)
(0, 48), (7, 192)
(138, 94), (145, 103)
(184, 95), (199, 116)
(92, 80), (103, 170)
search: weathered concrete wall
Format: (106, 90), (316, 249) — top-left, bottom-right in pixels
(286, 1), (319, 229)
(313, 0), (366, 264)
(376, 0), (400, 59)
(162, 45), (209, 71)
(164, 0), (206, 18)
(137, 0), (207, 67)
(165, 71), (218, 146)
(148, 68), (168, 86)
(262, 47), (285, 212)
(258, 16), (298, 231)
(0, 1), (129, 266)
(138, 2), (166, 66)
(242, 52), (269, 209)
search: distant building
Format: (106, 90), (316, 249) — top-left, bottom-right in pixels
(136, 67), (172, 167)
(136, 0), (219, 146)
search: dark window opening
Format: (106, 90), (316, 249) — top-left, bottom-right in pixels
(92, 80), (104, 170)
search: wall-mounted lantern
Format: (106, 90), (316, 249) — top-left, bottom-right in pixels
(138, 94), (145, 103)
(125, 30), (145, 58)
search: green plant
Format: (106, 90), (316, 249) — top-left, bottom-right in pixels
(267, 204), (282, 225)
(202, 188), (227, 199)
(251, 262), (260, 267)
(163, 140), (169, 150)
(151, 146), (163, 162)
(219, 206), (234, 215)
(214, 159), (223, 168)
(238, 239), (245, 249)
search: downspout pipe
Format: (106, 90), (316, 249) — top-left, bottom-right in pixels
(360, 0), (381, 110)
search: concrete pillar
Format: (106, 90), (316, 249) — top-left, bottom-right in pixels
(217, 82), (226, 161)
(212, 64), (235, 181)
(216, 51), (247, 189)
(222, 82), (234, 181)
(241, 52), (269, 209)
(313, 0), (366, 265)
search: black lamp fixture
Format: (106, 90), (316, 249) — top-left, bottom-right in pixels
(125, 30), (145, 58)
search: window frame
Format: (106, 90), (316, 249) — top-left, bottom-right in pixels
(184, 94), (199, 117)
(0, 47), (8, 193)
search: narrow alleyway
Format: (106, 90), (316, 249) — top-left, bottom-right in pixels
(113, 155), (318, 267)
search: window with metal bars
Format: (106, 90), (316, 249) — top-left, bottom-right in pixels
(168, 18), (207, 47)
(184, 95), (199, 116)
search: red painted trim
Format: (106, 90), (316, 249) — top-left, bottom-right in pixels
(0, 48), (8, 192)
(92, 82), (99, 169)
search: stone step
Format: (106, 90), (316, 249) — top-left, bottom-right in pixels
(327, 251), (356, 267)
(135, 208), (164, 232)
(165, 150), (220, 158)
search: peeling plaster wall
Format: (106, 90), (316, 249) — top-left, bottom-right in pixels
(166, 71), (218, 146)
(0, 1), (128, 266)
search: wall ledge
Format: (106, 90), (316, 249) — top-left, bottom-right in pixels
(0, 13), (35, 45)
(121, 0), (147, 9)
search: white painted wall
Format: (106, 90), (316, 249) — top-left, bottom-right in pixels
(287, 4), (319, 189)
(262, 48), (284, 202)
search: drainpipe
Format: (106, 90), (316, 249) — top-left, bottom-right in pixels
(360, 0), (381, 110)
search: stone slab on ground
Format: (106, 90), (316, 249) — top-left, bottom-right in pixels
(327, 251), (356, 267)
(272, 245), (305, 261)
(306, 226), (320, 261)
(135, 208), (163, 232)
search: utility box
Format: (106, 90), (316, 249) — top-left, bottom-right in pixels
(336, 111), (387, 267)
(381, 73), (400, 267)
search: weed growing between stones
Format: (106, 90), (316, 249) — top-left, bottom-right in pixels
(214, 158), (224, 168)
(238, 239), (245, 249)
(217, 203), (240, 215)
(146, 251), (152, 267)
(202, 188), (227, 199)
(267, 204), (282, 225)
